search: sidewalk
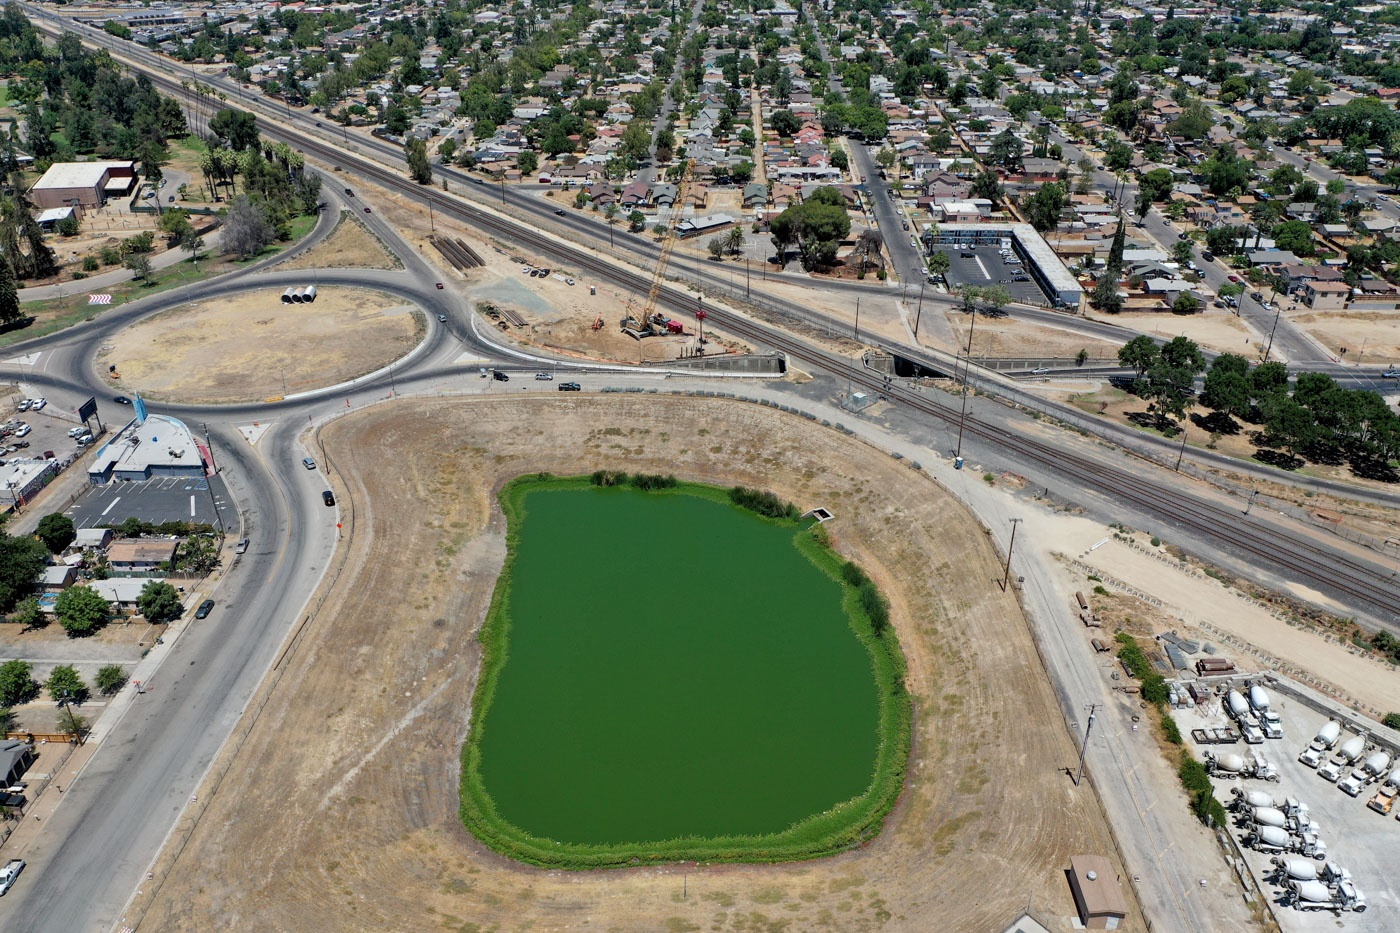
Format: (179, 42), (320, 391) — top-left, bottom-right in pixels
(2, 739), (96, 857)
(18, 229), (225, 303)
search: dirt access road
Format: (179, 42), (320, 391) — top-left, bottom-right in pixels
(130, 396), (1142, 933)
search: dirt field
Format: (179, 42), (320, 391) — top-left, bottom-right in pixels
(1292, 310), (1400, 364)
(1088, 310), (1258, 355)
(97, 287), (422, 403)
(129, 397), (1142, 933)
(947, 311), (1123, 360)
(277, 213), (401, 271)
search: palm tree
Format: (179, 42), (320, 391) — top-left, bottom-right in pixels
(724, 226), (743, 256)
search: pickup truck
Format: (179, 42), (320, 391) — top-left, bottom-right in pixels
(0, 858), (24, 895)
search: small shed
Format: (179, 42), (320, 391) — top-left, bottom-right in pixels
(1068, 855), (1128, 930)
(73, 527), (113, 552)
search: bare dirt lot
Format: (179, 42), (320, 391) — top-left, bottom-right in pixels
(130, 396), (1141, 933)
(1292, 309), (1400, 364)
(277, 212), (401, 271)
(97, 287), (422, 403)
(1088, 310), (1258, 355)
(947, 311), (1123, 360)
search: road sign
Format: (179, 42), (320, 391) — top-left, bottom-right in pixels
(88, 294), (112, 305)
(77, 396), (98, 423)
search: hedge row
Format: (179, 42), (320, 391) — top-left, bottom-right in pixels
(588, 470), (679, 490)
(1179, 753), (1229, 827)
(459, 473), (911, 868)
(1114, 632), (1169, 705)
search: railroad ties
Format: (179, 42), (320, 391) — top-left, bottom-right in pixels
(429, 235), (485, 271)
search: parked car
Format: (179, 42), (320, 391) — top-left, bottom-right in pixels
(0, 858), (25, 896)
(15, 400), (28, 412)
(960, 250), (975, 258)
(29, 398), (45, 411)
(14, 425), (30, 438)
(76, 433), (93, 447)
(194, 599), (215, 619)
(67, 426), (87, 438)
(1201, 251), (1214, 262)
(558, 382), (582, 391)
(322, 490), (335, 506)
(235, 537), (250, 554)
(302, 457), (316, 470)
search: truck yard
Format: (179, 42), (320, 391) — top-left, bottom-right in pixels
(1177, 681), (1399, 931)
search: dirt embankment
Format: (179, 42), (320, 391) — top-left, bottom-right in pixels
(131, 396), (1142, 933)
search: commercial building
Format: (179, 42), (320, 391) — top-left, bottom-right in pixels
(28, 160), (136, 209)
(0, 459), (60, 506)
(1067, 855), (1128, 930)
(88, 411), (207, 485)
(924, 222), (1084, 308)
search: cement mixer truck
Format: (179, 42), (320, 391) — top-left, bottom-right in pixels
(1231, 788), (1280, 811)
(1339, 750), (1391, 797)
(1299, 720), (1341, 768)
(1205, 750), (1280, 781)
(1246, 825), (1326, 859)
(1317, 734), (1366, 783)
(1249, 684), (1283, 739)
(1366, 767), (1400, 815)
(1288, 876), (1366, 913)
(1270, 857), (1318, 883)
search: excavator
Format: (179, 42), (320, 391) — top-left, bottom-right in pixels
(621, 159), (695, 339)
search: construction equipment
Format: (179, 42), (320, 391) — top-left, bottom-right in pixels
(622, 159), (695, 340)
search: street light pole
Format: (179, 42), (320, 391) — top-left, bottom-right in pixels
(1263, 307), (1281, 361)
(1074, 705), (1098, 786)
(60, 690), (84, 746)
(202, 423), (217, 473)
(1000, 517), (1023, 592)
(853, 297), (861, 343)
(1174, 427), (1188, 471)
(914, 281), (925, 340)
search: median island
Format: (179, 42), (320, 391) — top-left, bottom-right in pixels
(459, 473), (910, 868)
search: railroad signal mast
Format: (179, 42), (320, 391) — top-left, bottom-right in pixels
(623, 159), (695, 339)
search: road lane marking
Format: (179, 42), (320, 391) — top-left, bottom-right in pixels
(100, 496), (122, 516)
(974, 256), (990, 279)
(190, 494), (196, 517)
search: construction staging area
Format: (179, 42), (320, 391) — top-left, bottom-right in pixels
(125, 396), (1139, 933)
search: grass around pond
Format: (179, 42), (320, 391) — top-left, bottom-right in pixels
(460, 473), (911, 869)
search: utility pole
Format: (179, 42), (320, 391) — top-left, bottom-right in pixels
(1000, 517), (1023, 592)
(202, 423), (218, 473)
(60, 691), (84, 746)
(1074, 704), (1098, 786)
(745, 257), (750, 297)
(428, 198), (435, 232)
(914, 281), (925, 340)
(1174, 427), (1188, 471)
(1244, 490), (1259, 515)
(1263, 307), (1280, 361)
(853, 297), (861, 343)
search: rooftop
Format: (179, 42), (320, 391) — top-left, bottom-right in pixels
(30, 160), (133, 191)
(89, 413), (202, 480)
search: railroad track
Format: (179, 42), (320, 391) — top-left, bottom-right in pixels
(37, 23), (1400, 625)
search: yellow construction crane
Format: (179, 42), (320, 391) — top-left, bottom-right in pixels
(623, 159), (695, 338)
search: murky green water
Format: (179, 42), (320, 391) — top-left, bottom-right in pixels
(477, 485), (880, 844)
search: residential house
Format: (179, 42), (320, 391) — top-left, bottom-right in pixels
(1300, 280), (1350, 310)
(107, 539), (179, 576)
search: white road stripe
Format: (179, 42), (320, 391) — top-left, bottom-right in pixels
(190, 494), (196, 517)
(100, 496), (122, 516)
(974, 256), (990, 279)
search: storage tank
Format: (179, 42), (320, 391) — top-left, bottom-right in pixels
(282, 287), (296, 303)
(303, 285), (317, 303)
(1362, 751), (1391, 777)
(1227, 690), (1250, 718)
(1249, 685), (1271, 713)
(1337, 735), (1365, 763)
(1251, 806), (1287, 828)
(1272, 857), (1318, 882)
(1291, 879), (1332, 907)
(1312, 720), (1341, 749)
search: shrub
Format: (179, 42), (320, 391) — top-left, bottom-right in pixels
(1116, 634), (1169, 706)
(1384, 713), (1400, 732)
(727, 486), (799, 520)
(55, 585), (110, 636)
(1161, 712), (1183, 745)
(629, 473), (678, 491)
(589, 470), (628, 487)
(840, 561), (868, 587)
(1178, 752), (1228, 826)
(99, 245), (122, 265)
(0, 659), (40, 706)
(47, 664), (87, 704)
(95, 664), (127, 696)
(1092, 585), (1109, 596)
(1150, 537), (1161, 547)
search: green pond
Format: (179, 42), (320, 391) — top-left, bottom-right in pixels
(476, 484), (881, 845)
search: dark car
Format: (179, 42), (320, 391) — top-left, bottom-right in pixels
(344, 188), (354, 197)
(322, 490), (335, 506)
(363, 207), (372, 214)
(960, 251), (975, 258)
(1250, 291), (1263, 301)
(194, 599), (215, 619)
(554, 209), (566, 216)
(112, 395), (132, 405)
(558, 382), (581, 391)
(492, 370), (510, 382)
(1201, 251), (1214, 262)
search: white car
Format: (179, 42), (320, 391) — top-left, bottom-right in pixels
(534, 372), (553, 381)
(1382, 369), (1400, 378)
(67, 425), (87, 438)
(15, 399), (29, 412)
(1031, 367), (1049, 375)
(14, 425), (30, 438)
(29, 398), (45, 411)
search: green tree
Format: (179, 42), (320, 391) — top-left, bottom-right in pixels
(137, 580), (183, 623)
(1103, 143), (1134, 173)
(970, 168), (1004, 204)
(1171, 240), (1195, 266)
(1206, 225), (1242, 256)
(770, 109), (800, 137)
(988, 128), (1024, 172)
(10, 596), (43, 630)
(96, 664), (127, 697)
(707, 236), (725, 260)
(1022, 182), (1064, 233)
(1273, 220), (1315, 256)
(0, 659), (39, 706)
(0, 532), (50, 612)
(927, 250), (950, 281)
(0, 257), (17, 327)
(517, 150), (538, 175)
(405, 137), (432, 184)
(47, 664), (87, 704)
(55, 585), (111, 637)
(1384, 713), (1400, 732)
(628, 210), (646, 232)
(1138, 167), (1174, 204)
(1173, 292), (1200, 313)
(1200, 353), (1252, 422)
(209, 108), (259, 150)
(36, 513), (76, 554)
(1118, 334), (1160, 378)
(124, 253), (152, 282)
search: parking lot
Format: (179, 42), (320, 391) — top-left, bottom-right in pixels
(1179, 686), (1397, 930)
(2, 396), (98, 466)
(934, 244), (1050, 305)
(65, 475), (232, 529)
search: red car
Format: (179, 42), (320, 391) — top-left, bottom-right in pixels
(363, 207), (371, 214)
(435, 282), (444, 289)
(1227, 274), (1241, 283)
